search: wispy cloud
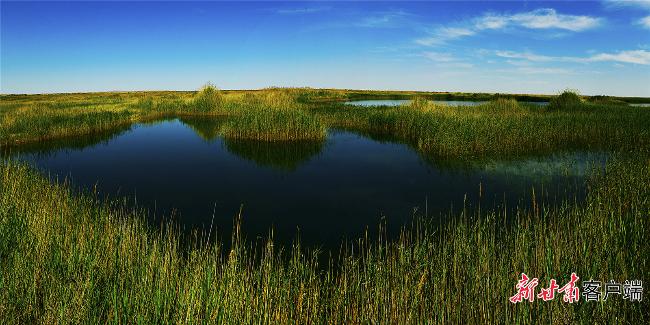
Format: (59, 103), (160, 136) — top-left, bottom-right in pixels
(416, 27), (475, 46)
(417, 8), (602, 46)
(275, 7), (330, 15)
(420, 51), (473, 68)
(495, 49), (650, 65)
(356, 10), (413, 28)
(602, 0), (650, 10)
(495, 51), (554, 62)
(514, 67), (572, 74)
(497, 9), (602, 32)
(589, 50), (650, 64)
(639, 15), (650, 28)
(303, 9), (415, 32)
(421, 51), (458, 62)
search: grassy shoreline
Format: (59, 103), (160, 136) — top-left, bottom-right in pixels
(1, 87), (649, 323)
(1, 157), (648, 323)
(3, 87), (650, 158)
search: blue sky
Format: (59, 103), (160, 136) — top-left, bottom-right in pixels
(1, 1), (649, 96)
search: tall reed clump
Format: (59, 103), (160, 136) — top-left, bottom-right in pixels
(221, 106), (326, 141)
(1, 156), (648, 323)
(191, 83), (225, 113)
(548, 89), (582, 110)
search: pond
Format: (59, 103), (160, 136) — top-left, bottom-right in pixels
(345, 99), (549, 106)
(4, 118), (604, 250)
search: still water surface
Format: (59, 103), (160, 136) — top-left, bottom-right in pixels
(6, 118), (603, 249)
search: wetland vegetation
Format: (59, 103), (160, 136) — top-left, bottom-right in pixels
(1, 86), (649, 323)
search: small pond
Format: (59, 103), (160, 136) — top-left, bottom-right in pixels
(4, 118), (604, 249)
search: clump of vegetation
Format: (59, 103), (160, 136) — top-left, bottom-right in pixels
(487, 97), (521, 111)
(2, 86), (650, 158)
(221, 107), (326, 141)
(548, 89), (582, 110)
(192, 83), (224, 112)
(404, 96), (430, 110)
(588, 95), (629, 106)
(1, 156), (647, 323)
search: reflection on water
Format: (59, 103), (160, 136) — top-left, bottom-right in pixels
(4, 118), (601, 250)
(179, 116), (226, 141)
(1, 124), (133, 158)
(224, 139), (325, 171)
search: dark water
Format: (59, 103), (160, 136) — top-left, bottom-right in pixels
(5, 118), (603, 249)
(345, 100), (549, 107)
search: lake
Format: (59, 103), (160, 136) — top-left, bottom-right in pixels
(4, 118), (604, 249)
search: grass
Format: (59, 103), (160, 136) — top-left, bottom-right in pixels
(1, 86), (649, 322)
(0, 156), (648, 323)
(221, 107), (326, 141)
(548, 89), (582, 110)
(2, 88), (650, 155)
(315, 94), (650, 160)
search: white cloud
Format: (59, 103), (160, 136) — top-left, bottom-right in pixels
(495, 49), (650, 65)
(416, 27), (475, 46)
(588, 50), (650, 64)
(515, 67), (572, 74)
(475, 15), (509, 30)
(275, 7), (329, 15)
(508, 9), (601, 31)
(357, 11), (411, 28)
(421, 52), (457, 62)
(473, 9), (601, 32)
(639, 15), (650, 28)
(603, 0), (650, 10)
(495, 51), (554, 62)
(420, 52), (473, 68)
(417, 8), (602, 47)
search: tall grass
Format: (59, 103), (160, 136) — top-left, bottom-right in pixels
(317, 97), (650, 159)
(221, 107), (326, 141)
(2, 86), (650, 157)
(192, 83), (224, 112)
(548, 89), (582, 110)
(1, 156), (647, 323)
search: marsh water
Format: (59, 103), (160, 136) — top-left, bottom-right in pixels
(5, 118), (604, 249)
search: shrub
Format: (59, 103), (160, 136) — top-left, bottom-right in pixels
(549, 90), (582, 110)
(192, 83), (224, 112)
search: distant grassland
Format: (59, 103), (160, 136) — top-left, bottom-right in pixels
(2, 86), (650, 159)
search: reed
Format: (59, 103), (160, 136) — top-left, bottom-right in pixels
(0, 156), (647, 324)
(3, 87), (649, 159)
(221, 107), (326, 141)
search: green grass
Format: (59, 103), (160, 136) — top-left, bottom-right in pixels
(548, 89), (583, 110)
(1, 86), (649, 323)
(221, 107), (326, 141)
(315, 94), (650, 160)
(1, 157), (648, 323)
(2, 88), (650, 154)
